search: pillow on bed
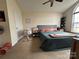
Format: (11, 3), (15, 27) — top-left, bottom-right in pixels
(40, 29), (47, 32)
(48, 28), (57, 31)
(40, 28), (57, 32)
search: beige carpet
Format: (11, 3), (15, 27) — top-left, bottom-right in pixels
(0, 37), (70, 59)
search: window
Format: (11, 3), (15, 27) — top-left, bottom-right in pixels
(72, 6), (79, 33)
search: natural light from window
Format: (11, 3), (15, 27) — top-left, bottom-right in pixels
(72, 5), (79, 33)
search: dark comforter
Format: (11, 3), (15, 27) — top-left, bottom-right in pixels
(39, 31), (74, 51)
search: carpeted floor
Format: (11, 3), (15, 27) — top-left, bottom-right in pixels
(0, 37), (71, 59)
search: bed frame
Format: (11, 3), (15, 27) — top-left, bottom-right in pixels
(37, 25), (73, 51)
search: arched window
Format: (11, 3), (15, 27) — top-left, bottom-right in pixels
(72, 5), (79, 33)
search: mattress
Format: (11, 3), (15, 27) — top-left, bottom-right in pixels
(38, 31), (75, 51)
(39, 31), (75, 40)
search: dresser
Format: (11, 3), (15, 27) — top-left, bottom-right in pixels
(70, 38), (79, 59)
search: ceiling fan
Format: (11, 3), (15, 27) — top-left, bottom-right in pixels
(43, 0), (63, 7)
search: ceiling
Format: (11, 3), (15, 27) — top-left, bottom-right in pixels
(17, 0), (78, 13)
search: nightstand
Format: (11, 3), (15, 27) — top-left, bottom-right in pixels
(32, 27), (39, 37)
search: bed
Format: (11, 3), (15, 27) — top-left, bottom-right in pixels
(37, 25), (76, 51)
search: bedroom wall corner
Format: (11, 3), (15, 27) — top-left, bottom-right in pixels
(63, 1), (79, 32)
(6, 0), (24, 46)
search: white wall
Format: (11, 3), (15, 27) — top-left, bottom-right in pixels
(0, 0), (11, 46)
(64, 1), (79, 32)
(6, 0), (23, 46)
(23, 12), (62, 29)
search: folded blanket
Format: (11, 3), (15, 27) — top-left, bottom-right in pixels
(49, 33), (76, 38)
(49, 34), (63, 38)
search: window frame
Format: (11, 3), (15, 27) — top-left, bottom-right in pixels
(72, 3), (79, 33)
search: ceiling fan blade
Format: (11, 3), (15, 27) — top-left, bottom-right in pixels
(50, 0), (54, 7)
(50, 2), (53, 7)
(55, 0), (63, 2)
(43, 1), (50, 5)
